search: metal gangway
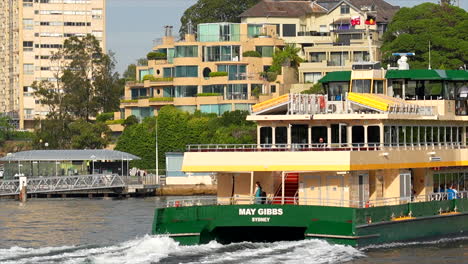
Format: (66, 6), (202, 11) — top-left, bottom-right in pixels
(0, 174), (126, 196)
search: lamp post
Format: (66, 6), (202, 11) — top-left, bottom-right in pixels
(155, 117), (159, 185)
(90, 155), (96, 175)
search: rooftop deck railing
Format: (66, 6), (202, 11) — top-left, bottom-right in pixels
(187, 142), (466, 152)
(164, 191), (468, 209)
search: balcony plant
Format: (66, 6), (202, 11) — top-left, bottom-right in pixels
(149, 97), (174, 102)
(105, 119), (125, 125)
(120, 99), (138, 103)
(242, 50), (261, 58)
(197, 93), (221, 97)
(208, 72), (228, 77)
(146, 51), (167, 60)
(142, 74), (156, 81)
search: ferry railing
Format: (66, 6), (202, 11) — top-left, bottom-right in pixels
(164, 192), (468, 209)
(187, 142), (466, 152)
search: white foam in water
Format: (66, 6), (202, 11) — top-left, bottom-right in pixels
(0, 236), (364, 264)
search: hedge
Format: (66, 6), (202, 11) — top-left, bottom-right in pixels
(242, 50), (261, 57)
(105, 119), (125, 125)
(147, 52), (167, 60)
(149, 97), (174, 102)
(208, 71), (228, 77)
(197, 93), (221, 97)
(120, 99), (138, 103)
(142, 74), (156, 81)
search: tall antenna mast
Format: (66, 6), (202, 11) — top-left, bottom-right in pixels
(428, 41), (432, 70)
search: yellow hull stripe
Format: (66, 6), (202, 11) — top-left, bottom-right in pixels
(183, 160), (468, 172)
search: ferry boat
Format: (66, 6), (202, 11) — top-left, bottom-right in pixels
(152, 58), (468, 246)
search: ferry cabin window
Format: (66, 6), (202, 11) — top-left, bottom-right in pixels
(352, 80), (371, 93)
(331, 124), (347, 146)
(391, 81), (403, 98)
(292, 125), (308, 144)
(260, 127), (272, 144)
(367, 126), (380, 145)
(455, 83), (468, 115)
(352, 126), (364, 146)
(433, 172), (468, 192)
(373, 80), (384, 94)
(311, 126), (327, 143)
(327, 82), (348, 101)
(275, 127), (287, 144)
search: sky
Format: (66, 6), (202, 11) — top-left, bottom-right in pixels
(107, 0), (468, 74)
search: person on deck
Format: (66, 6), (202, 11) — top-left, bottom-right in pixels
(254, 182), (263, 204)
(447, 185), (458, 200)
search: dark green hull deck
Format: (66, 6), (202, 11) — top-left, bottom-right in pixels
(152, 199), (468, 246)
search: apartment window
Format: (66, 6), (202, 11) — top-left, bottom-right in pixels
(23, 0), (33, 7)
(23, 41), (33, 52)
(309, 52), (326, 62)
(163, 67), (174, 78)
(282, 24), (296, 37)
(174, 46), (198, 58)
(304, 72), (322, 83)
(174, 86), (198, 97)
(92, 9), (103, 19)
(23, 64), (34, 75)
(255, 46), (274, 57)
(23, 19), (34, 30)
(341, 4), (350, 14)
(174, 66), (198, 78)
(204, 46), (240, 61)
(329, 52), (349, 66)
(217, 65), (246, 80)
(92, 31), (103, 38)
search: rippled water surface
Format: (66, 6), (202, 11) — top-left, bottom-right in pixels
(0, 197), (467, 263)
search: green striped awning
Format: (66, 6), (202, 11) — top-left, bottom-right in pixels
(386, 69), (468, 81)
(319, 71), (351, 83)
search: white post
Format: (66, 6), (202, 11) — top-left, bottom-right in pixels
(250, 171), (254, 204)
(155, 117), (159, 185)
(281, 171), (285, 205)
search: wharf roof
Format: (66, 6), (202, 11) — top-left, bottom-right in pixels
(0, 150), (141, 162)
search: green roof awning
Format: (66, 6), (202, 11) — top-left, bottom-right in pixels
(385, 69), (443, 80)
(319, 71), (351, 83)
(445, 70), (468, 81)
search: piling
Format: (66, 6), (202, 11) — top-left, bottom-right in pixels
(18, 176), (27, 203)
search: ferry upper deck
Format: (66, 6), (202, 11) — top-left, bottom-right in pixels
(180, 61), (468, 208)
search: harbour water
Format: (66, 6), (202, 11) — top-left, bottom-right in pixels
(0, 197), (467, 264)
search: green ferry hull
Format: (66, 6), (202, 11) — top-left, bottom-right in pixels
(152, 199), (468, 246)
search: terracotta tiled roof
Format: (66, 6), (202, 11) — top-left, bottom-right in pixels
(241, 0), (399, 23)
(240, 0), (327, 18)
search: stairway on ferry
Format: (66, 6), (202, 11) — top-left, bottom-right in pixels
(272, 173), (299, 204)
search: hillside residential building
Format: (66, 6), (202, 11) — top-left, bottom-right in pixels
(240, 0), (399, 89)
(114, 23), (296, 131)
(0, 0), (106, 129)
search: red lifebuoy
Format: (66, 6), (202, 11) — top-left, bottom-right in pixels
(319, 96), (326, 109)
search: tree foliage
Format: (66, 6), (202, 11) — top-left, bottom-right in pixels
(179, 0), (259, 36)
(115, 106), (255, 170)
(381, 3), (468, 69)
(31, 35), (120, 149)
(270, 44), (303, 75)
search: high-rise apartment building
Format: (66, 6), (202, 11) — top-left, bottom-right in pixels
(0, 0), (106, 129)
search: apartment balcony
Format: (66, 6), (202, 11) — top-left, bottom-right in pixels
(120, 97), (174, 108)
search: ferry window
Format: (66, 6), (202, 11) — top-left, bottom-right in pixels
(433, 174), (441, 192)
(427, 81), (443, 99)
(405, 81), (416, 100)
(352, 79), (371, 93)
(331, 124), (347, 146)
(412, 126), (419, 145)
(367, 126), (380, 145)
(260, 127), (272, 144)
(426, 127), (433, 144)
(399, 126), (406, 146)
(445, 127), (451, 143)
(434, 127), (440, 145)
(312, 126), (327, 143)
(292, 125), (308, 144)
(328, 82), (347, 101)
(404, 127), (411, 145)
(373, 80), (384, 94)
(352, 126), (364, 146)
(391, 126), (398, 145)
(391, 81), (403, 98)
(458, 127), (463, 143)
(275, 127), (287, 144)
(419, 126), (426, 145)
(384, 126), (390, 145)
(444, 82), (457, 100)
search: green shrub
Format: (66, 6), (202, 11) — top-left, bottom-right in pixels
(10, 131), (34, 141)
(260, 71), (278, 82)
(123, 115), (139, 127)
(146, 52), (166, 60)
(153, 77), (174, 82)
(142, 74), (156, 81)
(242, 50), (262, 57)
(120, 99), (138, 103)
(105, 119), (125, 125)
(208, 72), (228, 77)
(149, 97), (174, 102)
(96, 112), (115, 123)
(251, 87), (261, 97)
(197, 93), (221, 97)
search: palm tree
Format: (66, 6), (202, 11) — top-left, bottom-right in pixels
(270, 44), (303, 75)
